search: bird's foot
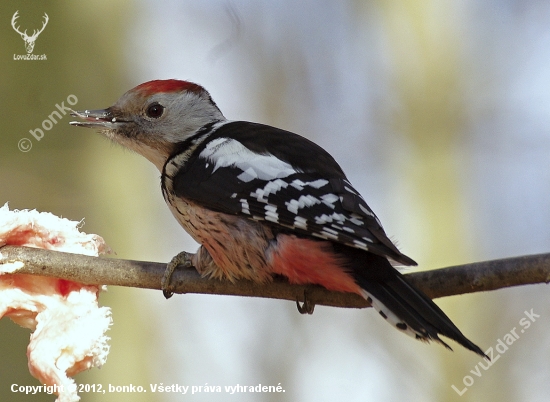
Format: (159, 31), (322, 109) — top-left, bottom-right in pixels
(162, 251), (194, 299)
(296, 289), (315, 314)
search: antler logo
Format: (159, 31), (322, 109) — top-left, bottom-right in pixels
(11, 11), (49, 54)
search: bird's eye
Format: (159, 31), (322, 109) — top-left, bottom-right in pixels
(146, 103), (165, 119)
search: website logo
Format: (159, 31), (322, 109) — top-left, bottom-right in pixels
(11, 11), (48, 61)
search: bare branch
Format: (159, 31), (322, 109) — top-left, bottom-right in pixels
(1, 245), (549, 308)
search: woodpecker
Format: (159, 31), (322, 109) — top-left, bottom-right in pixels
(70, 79), (486, 357)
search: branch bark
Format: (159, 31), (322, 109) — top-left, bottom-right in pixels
(1, 245), (549, 309)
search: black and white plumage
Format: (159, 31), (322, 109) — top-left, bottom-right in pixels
(70, 79), (487, 358)
(164, 120), (415, 267)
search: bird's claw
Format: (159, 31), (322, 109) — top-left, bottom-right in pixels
(296, 290), (315, 314)
(162, 251), (193, 299)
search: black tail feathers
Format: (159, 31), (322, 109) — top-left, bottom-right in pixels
(338, 246), (487, 358)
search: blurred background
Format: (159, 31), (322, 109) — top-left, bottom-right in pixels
(1, 0), (550, 401)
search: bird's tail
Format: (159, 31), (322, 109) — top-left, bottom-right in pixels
(338, 246), (488, 358)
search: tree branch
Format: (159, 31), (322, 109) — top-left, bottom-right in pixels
(1, 245), (549, 309)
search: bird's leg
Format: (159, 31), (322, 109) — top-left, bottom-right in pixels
(162, 251), (194, 299)
(296, 289), (315, 314)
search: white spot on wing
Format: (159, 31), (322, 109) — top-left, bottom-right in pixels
(251, 188), (268, 203)
(321, 227), (338, 236)
(265, 204), (278, 212)
(349, 214), (364, 226)
(312, 232), (328, 240)
(264, 179), (288, 194)
(290, 179), (306, 190)
(344, 186), (358, 194)
(286, 194), (321, 214)
(321, 193), (339, 209)
(251, 180), (288, 204)
(300, 194), (320, 207)
(307, 179), (329, 189)
(293, 216), (308, 229)
(320, 229), (338, 240)
(240, 198), (250, 214)
(264, 204), (279, 223)
(358, 203), (375, 217)
(286, 199), (300, 214)
(315, 214), (331, 224)
(290, 178), (328, 191)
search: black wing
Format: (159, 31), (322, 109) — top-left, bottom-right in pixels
(169, 121), (416, 266)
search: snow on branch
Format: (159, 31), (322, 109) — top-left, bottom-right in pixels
(1, 245), (550, 308)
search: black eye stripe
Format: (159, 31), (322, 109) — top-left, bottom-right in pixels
(146, 103), (164, 118)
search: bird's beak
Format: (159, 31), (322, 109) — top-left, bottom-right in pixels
(69, 109), (126, 129)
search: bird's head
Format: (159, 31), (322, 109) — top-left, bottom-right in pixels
(70, 79), (225, 170)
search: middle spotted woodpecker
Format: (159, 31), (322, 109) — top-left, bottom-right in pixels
(70, 79), (486, 358)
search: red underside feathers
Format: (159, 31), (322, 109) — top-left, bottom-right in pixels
(269, 235), (361, 294)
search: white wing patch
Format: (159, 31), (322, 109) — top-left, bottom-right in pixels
(290, 178), (329, 190)
(197, 138), (380, 251)
(358, 203), (375, 217)
(199, 137), (299, 182)
(250, 179), (289, 203)
(240, 199), (250, 214)
(264, 204), (279, 223)
(293, 216), (308, 230)
(321, 193), (339, 208)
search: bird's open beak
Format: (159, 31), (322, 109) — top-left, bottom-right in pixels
(70, 109), (126, 129)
